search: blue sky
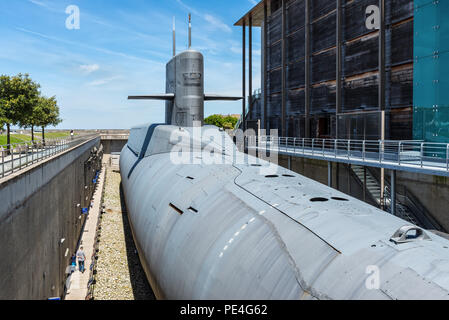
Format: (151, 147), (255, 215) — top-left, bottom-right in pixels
(0, 0), (261, 129)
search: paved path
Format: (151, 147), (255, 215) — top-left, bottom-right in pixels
(65, 167), (106, 300)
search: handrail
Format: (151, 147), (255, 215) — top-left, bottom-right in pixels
(1, 134), (99, 179)
(253, 136), (449, 175)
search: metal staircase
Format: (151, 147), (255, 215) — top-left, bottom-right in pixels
(351, 165), (420, 226)
(351, 165), (382, 206)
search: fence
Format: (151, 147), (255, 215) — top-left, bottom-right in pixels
(0, 134), (99, 178)
(249, 136), (449, 173)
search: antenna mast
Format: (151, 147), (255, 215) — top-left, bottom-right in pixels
(173, 17), (176, 56)
(188, 13), (191, 49)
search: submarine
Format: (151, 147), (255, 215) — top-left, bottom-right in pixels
(120, 16), (449, 299)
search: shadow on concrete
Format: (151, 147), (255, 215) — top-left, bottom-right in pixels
(119, 182), (155, 300)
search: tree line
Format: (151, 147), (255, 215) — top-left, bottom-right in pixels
(0, 73), (62, 149)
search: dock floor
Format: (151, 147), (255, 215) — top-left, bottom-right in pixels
(90, 167), (154, 300)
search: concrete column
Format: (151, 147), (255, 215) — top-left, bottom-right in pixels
(336, 163), (339, 190)
(391, 170), (396, 216)
(347, 164), (351, 194)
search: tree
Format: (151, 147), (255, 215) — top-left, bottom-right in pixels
(204, 114), (224, 127)
(204, 114), (239, 130)
(0, 74), (40, 150)
(23, 103), (39, 144)
(34, 96), (62, 144)
(0, 117), (5, 134)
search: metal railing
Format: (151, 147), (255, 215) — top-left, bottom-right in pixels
(248, 136), (449, 174)
(99, 134), (129, 140)
(0, 134), (99, 179)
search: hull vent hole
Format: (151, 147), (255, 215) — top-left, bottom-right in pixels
(310, 197), (329, 202)
(331, 197), (349, 201)
(169, 203), (184, 215)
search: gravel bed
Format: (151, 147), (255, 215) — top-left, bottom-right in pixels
(94, 168), (155, 300)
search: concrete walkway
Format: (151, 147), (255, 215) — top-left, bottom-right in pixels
(65, 166), (106, 300)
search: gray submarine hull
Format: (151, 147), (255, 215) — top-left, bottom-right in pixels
(120, 124), (449, 300)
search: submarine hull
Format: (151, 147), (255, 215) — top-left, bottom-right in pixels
(120, 124), (449, 300)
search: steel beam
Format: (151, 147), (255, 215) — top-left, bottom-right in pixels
(242, 20), (246, 133)
(249, 15), (253, 125)
(263, 1), (268, 130)
(336, 0), (342, 139)
(379, 0), (386, 209)
(281, 0), (286, 137)
(379, 0), (386, 113)
(391, 169), (396, 216)
(305, 0), (310, 138)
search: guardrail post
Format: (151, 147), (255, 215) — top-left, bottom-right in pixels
(18, 145), (21, 167)
(26, 143), (29, 168)
(294, 138), (296, 153)
(11, 145), (14, 173)
(323, 139), (325, 156)
(1, 147), (4, 178)
(398, 142), (402, 165)
(302, 138), (305, 155)
(420, 142), (424, 168)
(312, 138), (315, 155)
(446, 144), (449, 171)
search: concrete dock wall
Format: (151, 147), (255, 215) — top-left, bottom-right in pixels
(102, 139), (127, 155)
(0, 137), (102, 300)
(395, 172), (449, 231)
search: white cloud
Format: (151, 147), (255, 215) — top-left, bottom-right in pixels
(28, 0), (48, 7)
(80, 64), (100, 74)
(204, 14), (232, 33)
(87, 76), (121, 86)
(16, 27), (158, 64)
(248, 0), (259, 5)
(176, 0), (232, 34)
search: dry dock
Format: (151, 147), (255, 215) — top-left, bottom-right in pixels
(92, 167), (154, 300)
